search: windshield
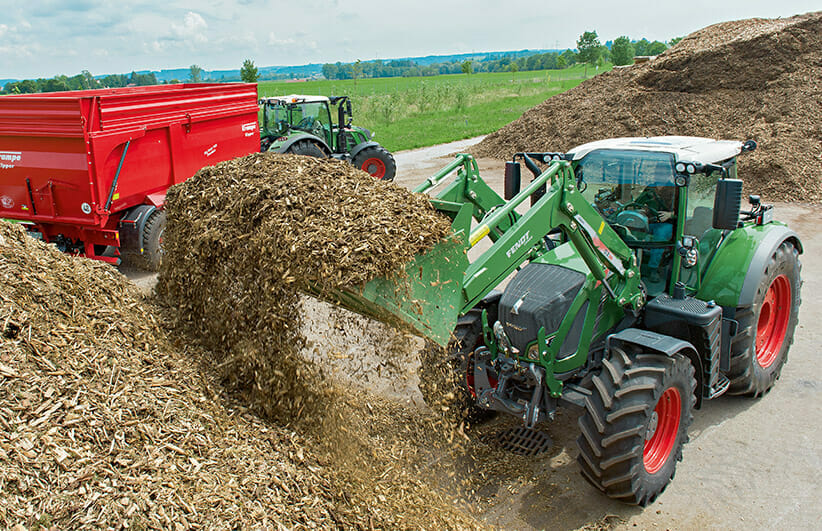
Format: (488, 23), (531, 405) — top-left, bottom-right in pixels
(577, 150), (677, 244)
(263, 101), (332, 139)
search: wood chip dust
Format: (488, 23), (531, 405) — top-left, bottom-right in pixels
(0, 220), (478, 529)
(473, 11), (822, 202)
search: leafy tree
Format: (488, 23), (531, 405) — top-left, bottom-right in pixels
(560, 49), (577, 66)
(240, 59), (259, 83)
(557, 55), (567, 69)
(648, 41), (668, 55)
(577, 31), (602, 77)
(189, 64), (203, 83)
(633, 38), (652, 56)
(41, 78), (70, 92)
(461, 60), (472, 75)
(611, 35), (635, 66)
(509, 61), (519, 81)
(669, 37), (684, 47)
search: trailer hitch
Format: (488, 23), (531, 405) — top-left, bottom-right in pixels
(473, 348), (549, 427)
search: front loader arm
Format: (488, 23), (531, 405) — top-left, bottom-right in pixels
(460, 159), (642, 314)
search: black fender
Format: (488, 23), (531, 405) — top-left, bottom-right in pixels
(349, 141), (381, 161)
(117, 204), (157, 252)
(738, 225), (802, 307)
(606, 328), (704, 408)
(272, 133), (331, 155)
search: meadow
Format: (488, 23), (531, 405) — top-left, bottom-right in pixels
(257, 64), (609, 152)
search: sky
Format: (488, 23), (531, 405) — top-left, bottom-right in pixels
(0, 0), (819, 79)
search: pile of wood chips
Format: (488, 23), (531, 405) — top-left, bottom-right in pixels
(474, 11), (822, 202)
(0, 221), (477, 529)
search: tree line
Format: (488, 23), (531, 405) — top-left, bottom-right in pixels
(1, 71), (159, 94)
(321, 33), (677, 80)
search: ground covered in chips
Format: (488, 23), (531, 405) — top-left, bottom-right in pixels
(0, 216), (481, 529)
(474, 11), (822, 202)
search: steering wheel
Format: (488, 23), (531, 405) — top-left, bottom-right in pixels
(296, 117), (315, 130)
(617, 201), (660, 220)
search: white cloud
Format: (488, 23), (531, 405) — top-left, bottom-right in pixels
(170, 11), (207, 44)
(268, 32), (296, 47)
(0, 24), (7, 38)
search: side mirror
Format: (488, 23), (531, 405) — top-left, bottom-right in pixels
(713, 178), (743, 230)
(504, 161), (521, 200)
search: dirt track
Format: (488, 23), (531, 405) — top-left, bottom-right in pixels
(123, 138), (821, 529)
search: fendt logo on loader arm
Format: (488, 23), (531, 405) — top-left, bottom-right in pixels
(506, 231), (531, 258)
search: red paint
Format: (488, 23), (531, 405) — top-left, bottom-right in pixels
(755, 274), (791, 368)
(360, 157), (387, 179)
(643, 386), (681, 474)
(0, 84), (259, 261)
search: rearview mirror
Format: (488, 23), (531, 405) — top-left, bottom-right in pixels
(712, 178), (743, 230)
(504, 161), (521, 200)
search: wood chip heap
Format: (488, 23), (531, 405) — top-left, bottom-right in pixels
(474, 12), (822, 202)
(0, 220), (477, 529)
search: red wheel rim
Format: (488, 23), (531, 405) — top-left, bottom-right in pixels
(643, 387), (681, 474)
(755, 274), (791, 368)
(361, 157), (387, 179)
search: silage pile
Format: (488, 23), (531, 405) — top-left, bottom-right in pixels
(474, 11), (822, 202)
(0, 221), (476, 529)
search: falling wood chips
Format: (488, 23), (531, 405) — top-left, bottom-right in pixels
(0, 220), (480, 529)
(156, 152), (453, 423)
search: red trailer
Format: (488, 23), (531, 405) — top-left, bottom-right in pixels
(0, 83), (259, 269)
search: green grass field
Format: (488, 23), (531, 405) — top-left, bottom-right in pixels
(257, 64), (610, 152)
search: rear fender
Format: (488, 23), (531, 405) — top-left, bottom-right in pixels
(607, 328), (703, 408)
(698, 223), (802, 308)
(349, 141), (380, 160)
(271, 133), (331, 155)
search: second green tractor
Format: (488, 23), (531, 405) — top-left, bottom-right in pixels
(259, 94), (396, 181)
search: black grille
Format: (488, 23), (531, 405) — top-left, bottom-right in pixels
(499, 263), (586, 352)
(494, 427), (553, 456)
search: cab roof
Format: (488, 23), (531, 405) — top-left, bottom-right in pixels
(260, 94), (329, 104)
(567, 136), (744, 165)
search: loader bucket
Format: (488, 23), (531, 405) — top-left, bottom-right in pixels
(303, 198), (473, 346)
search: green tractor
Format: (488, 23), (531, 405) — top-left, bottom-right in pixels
(259, 94), (396, 181)
(302, 136), (802, 505)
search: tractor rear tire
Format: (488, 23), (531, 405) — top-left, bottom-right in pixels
(576, 348), (696, 506)
(418, 309), (495, 424)
(353, 146), (396, 181)
(287, 140), (327, 159)
(726, 240), (801, 397)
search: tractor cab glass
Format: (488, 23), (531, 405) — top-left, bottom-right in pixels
(263, 100), (332, 141)
(577, 149), (678, 287)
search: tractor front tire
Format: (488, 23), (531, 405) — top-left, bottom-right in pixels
(418, 309), (494, 423)
(576, 348), (696, 506)
(353, 146), (396, 181)
(287, 140), (327, 159)
(727, 240), (801, 397)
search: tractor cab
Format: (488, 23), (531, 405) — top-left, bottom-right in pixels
(569, 136), (753, 295)
(260, 95), (335, 148)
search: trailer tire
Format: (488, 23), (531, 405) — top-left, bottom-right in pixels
(140, 209), (166, 272)
(418, 309), (495, 424)
(287, 140), (327, 159)
(576, 348), (695, 506)
(353, 146), (396, 181)
(726, 241), (801, 397)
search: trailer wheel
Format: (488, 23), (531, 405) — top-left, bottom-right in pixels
(576, 348), (695, 506)
(287, 140), (327, 159)
(353, 146), (396, 181)
(727, 241), (801, 397)
(418, 309), (495, 423)
(140, 209), (166, 272)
